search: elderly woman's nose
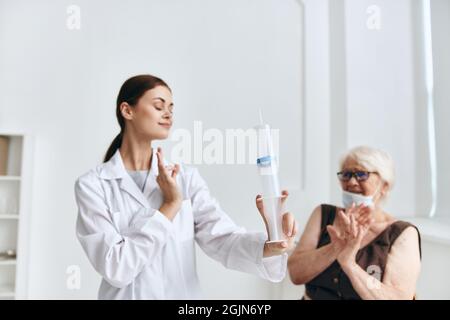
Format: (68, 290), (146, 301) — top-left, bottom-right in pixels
(347, 177), (359, 186)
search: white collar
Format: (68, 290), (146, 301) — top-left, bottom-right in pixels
(99, 148), (168, 180)
(99, 148), (170, 208)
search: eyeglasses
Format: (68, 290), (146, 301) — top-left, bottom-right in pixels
(337, 170), (377, 182)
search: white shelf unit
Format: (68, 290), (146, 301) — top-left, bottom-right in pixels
(0, 285), (15, 299)
(0, 259), (17, 266)
(0, 176), (21, 181)
(0, 133), (33, 300)
(0, 215), (20, 220)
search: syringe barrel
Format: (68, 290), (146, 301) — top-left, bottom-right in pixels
(255, 123), (281, 197)
(260, 196), (286, 242)
(255, 122), (285, 242)
(259, 173), (281, 198)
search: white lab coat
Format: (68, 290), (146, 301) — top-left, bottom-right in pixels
(75, 148), (287, 300)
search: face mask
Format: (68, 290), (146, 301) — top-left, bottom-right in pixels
(342, 184), (381, 208)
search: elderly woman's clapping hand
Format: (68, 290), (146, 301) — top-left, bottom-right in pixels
(327, 204), (374, 269)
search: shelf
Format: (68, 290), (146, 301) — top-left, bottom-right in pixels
(0, 176), (21, 181)
(0, 259), (16, 266)
(0, 133), (26, 298)
(0, 286), (15, 298)
(0, 214), (19, 219)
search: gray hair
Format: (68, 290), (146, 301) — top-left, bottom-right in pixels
(339, 146), (395, 197)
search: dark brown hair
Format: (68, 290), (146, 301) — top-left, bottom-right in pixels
(103, 74), (171, 162)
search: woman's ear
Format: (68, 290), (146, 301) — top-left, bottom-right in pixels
(379, 181), (389, 200)
(120, 102), (133, 120)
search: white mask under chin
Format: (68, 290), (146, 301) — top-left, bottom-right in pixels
(342, 190), (375, 208)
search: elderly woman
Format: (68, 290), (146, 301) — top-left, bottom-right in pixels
(288, 146), (422, 300)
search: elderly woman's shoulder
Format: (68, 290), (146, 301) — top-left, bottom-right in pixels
(315, 203), (343, 215)
(308, 204), (342, 224)
(388, 220), (421, 257)
(389, 219), (418, 229)
(391, 220), (421, 239)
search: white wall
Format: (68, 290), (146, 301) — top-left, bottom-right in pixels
(342, 0), (416, 216)
(277, 0), (333, 299)
(416, 0), (450, 300)
(431, 0), (450, 218)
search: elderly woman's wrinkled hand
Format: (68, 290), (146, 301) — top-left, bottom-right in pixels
(327, 203), (373, 268)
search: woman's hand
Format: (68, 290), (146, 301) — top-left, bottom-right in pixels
(156, 147), (182, 220)
(327, 203), (372, 254)
(327, 205), (371, 268)
(256, 190), (298, 257)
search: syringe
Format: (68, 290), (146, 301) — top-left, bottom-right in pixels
(255, 110), (286, 243)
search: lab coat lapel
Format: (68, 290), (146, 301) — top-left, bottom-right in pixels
(100, 149), (150, 208)
(119, 175), (150, 208)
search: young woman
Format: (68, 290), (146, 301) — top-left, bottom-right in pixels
(74, 74), (297, 299)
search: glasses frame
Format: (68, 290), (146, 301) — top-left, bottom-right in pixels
(336, 170), (378, 182)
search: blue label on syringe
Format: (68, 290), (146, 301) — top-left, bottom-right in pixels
(257, 155), (274, 167)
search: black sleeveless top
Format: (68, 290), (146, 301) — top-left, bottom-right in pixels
(304, 204), (422, 300)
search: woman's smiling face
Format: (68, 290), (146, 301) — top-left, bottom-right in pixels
(124, 85), (174, 140)
(340, 157), (384, 201)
